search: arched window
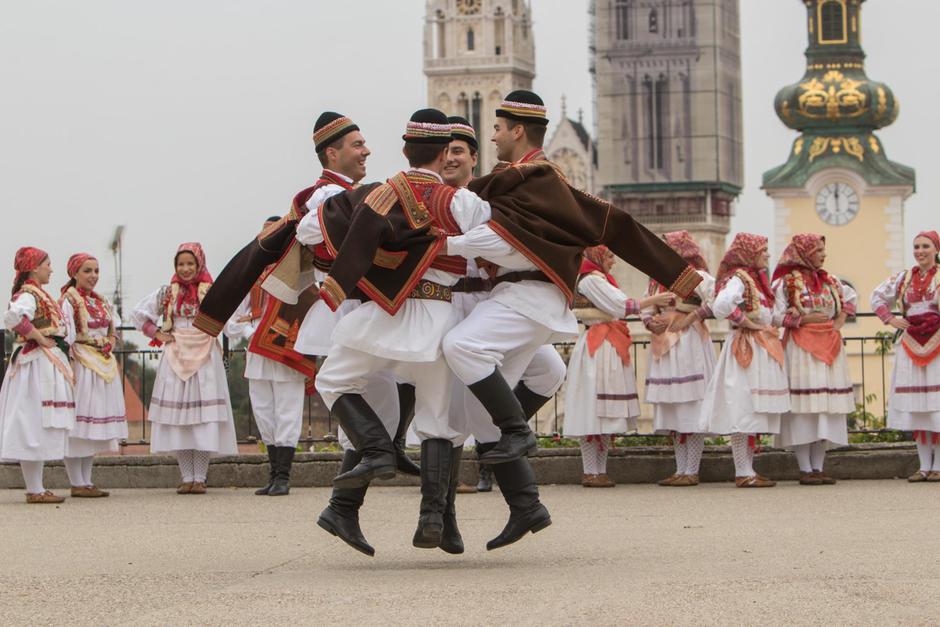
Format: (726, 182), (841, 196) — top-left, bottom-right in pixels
(435, 9), (445, 58)
(819, 0), (846, 44)
(457, 92), (469, 120)
(467, 28), (475, 51)
(649, 8), (658, 33)
(615, 0), (630, 41)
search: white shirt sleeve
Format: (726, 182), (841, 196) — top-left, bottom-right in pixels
(296, 185), (345, 246)
(870, 271), (904, 314)
(131, 288), (163, 331)
(712, 276), (746, 321)
(841, 280), (858, 310)
(445, 225), (533, 270)
(223, 295), (256, 342)
(694, 271), (716, 306)
(59, 298), (77, 344)
(4, 293), (37, 330)
(449, 188), (492, 233)
(771, 278), (789, 324)
(579, 274), (628, 318)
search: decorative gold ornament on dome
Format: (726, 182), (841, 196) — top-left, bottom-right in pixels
(797, 71), (867, 120)
(807, 136), (865, 163)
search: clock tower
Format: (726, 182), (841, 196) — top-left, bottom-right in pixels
(424, 0), (536, 174)
(763, 0), (915, 326)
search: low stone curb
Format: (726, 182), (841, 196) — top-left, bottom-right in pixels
(0, 443), (920, 490)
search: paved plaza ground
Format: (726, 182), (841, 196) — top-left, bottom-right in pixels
(2, 480), (939, 625)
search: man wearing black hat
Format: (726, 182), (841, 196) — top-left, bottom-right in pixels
(312, 108), (494, 554)
(441, 89), (701, 550)
(443, 116), (567, 498)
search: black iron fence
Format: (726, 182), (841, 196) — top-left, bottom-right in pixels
(0, 313), (898, 448)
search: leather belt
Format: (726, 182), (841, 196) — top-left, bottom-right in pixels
(451, 277), (493, 293)
(408, 280), (452, 303)
(494, 270), (551, 285)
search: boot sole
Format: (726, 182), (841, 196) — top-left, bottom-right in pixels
(478, 443), (538, 465)
(487, 517), (552, 551)
(316, 517), (375, 557)
(332, 466), (396, 489)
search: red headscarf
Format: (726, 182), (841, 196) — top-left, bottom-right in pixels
(580, 245), (619, 287)
(715, 233), (774, 304)
(171, 242), (213, 312)
(772, 233), (829, 293)
(12, 246), (49, 295)
(916, 230), (940, 251)
(61, 252), (99, 296)
(663, 230), (709, 273)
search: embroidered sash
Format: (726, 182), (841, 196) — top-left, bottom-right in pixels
(901, 312), (940, 367)
(163, 328), (216, 381)
(785, 321), (843, 366)
(732, 328), (784, 369)
(586, 321), (632, 366)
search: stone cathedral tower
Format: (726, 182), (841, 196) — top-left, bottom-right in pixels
(592, 0), (743, 296)
(424, 0), (536, 173)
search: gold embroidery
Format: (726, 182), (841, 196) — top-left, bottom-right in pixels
(364, 183), (397, 217)
(373, 248), (407, 270)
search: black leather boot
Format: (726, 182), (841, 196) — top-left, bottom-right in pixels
(331, 395), (396, 489)
(268, 446), (294, 496)
(514, 381), (553, 420)
(393, 383), (421, 476)
(467, 370), (537, 464)
(486, 456), (552, 551)
(317, 449), (375, 556)
(476, 463), (494, 492)
(439, 445), (465, 554)
(412, 439), (453, 549)
(254, 445), (276, 495)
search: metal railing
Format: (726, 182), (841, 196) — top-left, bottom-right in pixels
(0, 313), (900, 448)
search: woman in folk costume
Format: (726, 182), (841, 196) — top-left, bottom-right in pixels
(772, 234), (856, 485)
(59, 253), (128, 497)
(563, 245), (675, 487)
(132, 243), (237, 494)
(642, 231), (717, 487)
(699, 233), (789, 488)
(0, 248), (75, 503)
(871, 231), (940, 482)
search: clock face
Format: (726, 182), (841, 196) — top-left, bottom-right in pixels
(456, 0), (481, 15)
(815, 182), (859, 226)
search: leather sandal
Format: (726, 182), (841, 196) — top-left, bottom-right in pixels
(799, 472), (824, 485)
(908, 471), (929, 483)
(585, 474), (615, 488)
(189, 482), (207, 494)
(176, 482), (194, 494)
(71, 485), (109, 498)
(657, 474), (679, 486)
(926, 471), (940, 482)
(671, 474), (699, 487)
(26, 491), (65, 504)
(735, 475), (776, 488)
(815, 471), (837, 485)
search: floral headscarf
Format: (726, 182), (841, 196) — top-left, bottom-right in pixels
(171, 242), (213, 313)
(61, 252), (99, 296)
(771, 233), (829, 293)
(715, 233), (774, 303)
(12, 246), (48, 296)
(580, 245), (618, 287)
(663, 230), (709, 273)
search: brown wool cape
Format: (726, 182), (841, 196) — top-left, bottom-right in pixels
(466, 160), (701, 301)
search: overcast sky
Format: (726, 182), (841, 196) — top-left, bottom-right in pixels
(2, 0), (937, 313)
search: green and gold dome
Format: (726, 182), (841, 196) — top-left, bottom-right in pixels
(763, 0), (914, 189)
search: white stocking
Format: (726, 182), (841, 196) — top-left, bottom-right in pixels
(596, 437), (610, 475)
(933, 434), (940, 471)
(685, 434), (705, 476)
(176, 450), (195, 483)
(192, 450), (210, 483)
(916, 440), (933, 473)
(20, 461), (45, 494)
(810, 440), (827, 472)
(730, 433), (754, 478)
(64, 457), (87, 487)
(579, 438), (598, 475)
(82, 456), (95, 486)
(792, 443), (813, 473)
(673, 436), (688, 475)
